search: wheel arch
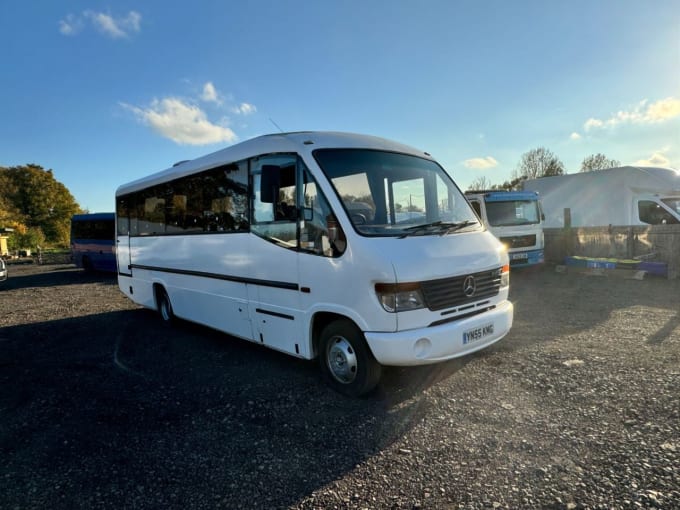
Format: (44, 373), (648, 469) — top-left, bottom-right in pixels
(310, 311), (361, 359)
(152, 281), (166, 311)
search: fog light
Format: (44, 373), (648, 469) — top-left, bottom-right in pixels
(414, 337), (431, 359)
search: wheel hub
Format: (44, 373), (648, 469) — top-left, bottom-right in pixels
(327, 336), (358, 384)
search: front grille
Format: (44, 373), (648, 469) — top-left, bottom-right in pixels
(420, 268), (502, 311)
(499, 234), (536, 248)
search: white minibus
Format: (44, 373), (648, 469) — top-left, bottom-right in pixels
(115, 132), (513, 396)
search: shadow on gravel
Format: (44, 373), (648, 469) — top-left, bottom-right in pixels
(496, 265), (680, 352)
(0, 307), (457, 509)
(647, 311), (680, 345)
(3, 265), (677, 508)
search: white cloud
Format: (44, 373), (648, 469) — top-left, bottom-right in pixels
(584, 97), (680, 131)
(634, 150), (672, 168)
(59, 10), (141, 38)
(583, 118), (604, 131)
(59, 14), (84, 36)
(121, 98), (237, 145)
(645, 97), (680, 122)
(200, 82), (221, 104)
(569, 132), (582, 140)
(463, 157), (498, 169)
(232, 103), (257, 115)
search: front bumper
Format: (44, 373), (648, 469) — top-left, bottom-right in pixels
(509, 249), (544, 267)
(364, 300), (513, 366)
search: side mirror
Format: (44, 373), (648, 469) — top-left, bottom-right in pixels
(303, 207), (313, 221)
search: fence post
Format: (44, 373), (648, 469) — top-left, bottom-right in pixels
(626, 227), (634, 259)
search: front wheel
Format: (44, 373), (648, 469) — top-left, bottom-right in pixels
(318, 319), (381, 397)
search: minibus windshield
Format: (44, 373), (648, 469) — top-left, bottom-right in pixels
(314, 149), (480, 236)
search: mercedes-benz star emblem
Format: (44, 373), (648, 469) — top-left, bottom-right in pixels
(463, 275), (476, 297)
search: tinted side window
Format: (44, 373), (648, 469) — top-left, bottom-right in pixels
(638, 200), (679, 225)
(125, 159), (250, 236)
(116, 197), (130, 236)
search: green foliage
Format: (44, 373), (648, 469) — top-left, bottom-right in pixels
(0, 164), (82, 248)
(8, 226), (46, 252)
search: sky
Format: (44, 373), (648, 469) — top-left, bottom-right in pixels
(1, 0), (678, 213)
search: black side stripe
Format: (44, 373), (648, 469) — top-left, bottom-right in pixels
(129, 264), (299, 291)
(255, 308), (295, 321)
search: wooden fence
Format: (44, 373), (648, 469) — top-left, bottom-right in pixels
(544, 225), (680, 279)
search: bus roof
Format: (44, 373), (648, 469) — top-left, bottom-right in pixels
(465, 191), (539, 202)
(116, 131), (435, 197)
(72, 212), (115, 221)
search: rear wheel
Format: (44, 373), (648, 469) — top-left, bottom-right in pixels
(318, 319), (381, 397)
(157, 288), (175, 324)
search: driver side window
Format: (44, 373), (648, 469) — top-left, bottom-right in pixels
(250, 155), (346, 257)
(251, 155), (298, 248)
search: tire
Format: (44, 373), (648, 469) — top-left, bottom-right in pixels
(318, 319), (381, 397)
(157, 288), (175, 324)
(82, 256), (92, 272)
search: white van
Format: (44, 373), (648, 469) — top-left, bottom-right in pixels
(522, 166), (680, 227)
(115, 132), (513, 395)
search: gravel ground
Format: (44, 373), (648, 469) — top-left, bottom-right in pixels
(0, 263), (678, 509)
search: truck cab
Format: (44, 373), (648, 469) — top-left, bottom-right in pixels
(466, 190), (545, 268)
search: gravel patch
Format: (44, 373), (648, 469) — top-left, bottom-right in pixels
(0, 263), (678, 509)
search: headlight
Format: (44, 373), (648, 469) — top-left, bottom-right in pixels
(375, 282), (425, 312)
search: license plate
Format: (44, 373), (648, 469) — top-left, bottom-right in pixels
(511, 252), (528, 260)
(463, 323), (494, 345)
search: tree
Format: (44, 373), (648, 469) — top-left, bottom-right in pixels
(512, 147), (565, 181)
(494, 176), (527, 191)
(0, 170), (20, 226)
(580, 153), (621, 172)
(0, 164), (82, 247)
(7, 225), (46, 253)
(467, 175), (530, 192)
(467, 176), (493, 191)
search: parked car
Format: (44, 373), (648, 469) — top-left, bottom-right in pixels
(0, 258), (7, 282)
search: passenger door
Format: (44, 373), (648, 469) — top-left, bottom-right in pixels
(248, 155), (304, 356)
(115, 198), (132, 276)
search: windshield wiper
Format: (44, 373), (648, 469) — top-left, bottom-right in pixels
(441, 220), (476, 234)
(398, 220), (476, 238)
(398, 221), (443, 238)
